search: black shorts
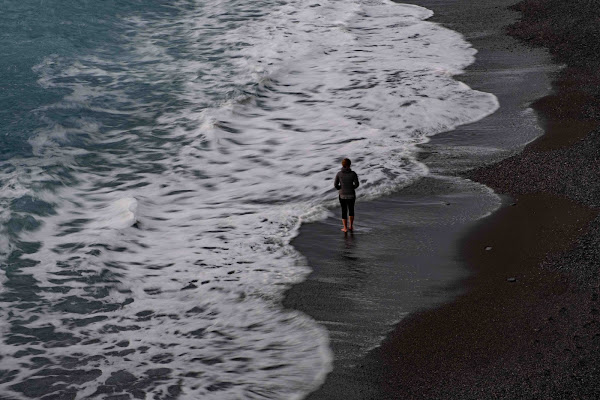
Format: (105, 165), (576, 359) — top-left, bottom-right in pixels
(339, 197), (355, 219)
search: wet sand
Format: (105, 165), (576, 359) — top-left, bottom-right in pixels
(369, 194), (598, 399)
(287, 0), (600, 398)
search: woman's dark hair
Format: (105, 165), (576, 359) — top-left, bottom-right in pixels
(341, 158), (351, 168)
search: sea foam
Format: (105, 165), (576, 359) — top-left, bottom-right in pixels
(0, 0), (498, 398)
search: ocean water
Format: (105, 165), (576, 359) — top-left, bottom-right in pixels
(0, 0), (498, 398)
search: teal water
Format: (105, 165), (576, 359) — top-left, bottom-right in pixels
(1, 1), (172, 157)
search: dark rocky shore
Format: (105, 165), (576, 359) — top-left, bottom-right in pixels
(370, 0), (600, 398)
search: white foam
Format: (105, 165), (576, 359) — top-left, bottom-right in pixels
(89, 197), (138, 230)
(0, 0), (499, 398)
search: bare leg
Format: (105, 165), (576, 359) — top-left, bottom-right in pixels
(341, 219), (348, 232)
(348, 216), (354, 231)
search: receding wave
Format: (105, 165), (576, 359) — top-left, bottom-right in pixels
(0, 0), (498, 398)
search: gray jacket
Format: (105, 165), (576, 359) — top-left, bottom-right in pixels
(334, 167), (359, 199)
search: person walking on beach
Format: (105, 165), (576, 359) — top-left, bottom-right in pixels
(334, 158), (359, 232)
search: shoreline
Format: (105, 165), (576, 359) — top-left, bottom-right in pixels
(288, 0), (600, 398)
(363, 0), (600, 397)
(369, 193), (597, 399)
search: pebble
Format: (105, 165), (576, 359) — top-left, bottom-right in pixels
(507, 277), (517, 282)
(485, 246), (493, 251)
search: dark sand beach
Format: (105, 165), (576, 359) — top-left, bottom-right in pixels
(286, 0), (600, 398)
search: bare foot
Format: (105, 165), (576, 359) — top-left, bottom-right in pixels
(348, 226), (353, 231)
(341, 228), (348, 232)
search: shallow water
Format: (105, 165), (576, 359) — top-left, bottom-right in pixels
(0, 0), (497, 398)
